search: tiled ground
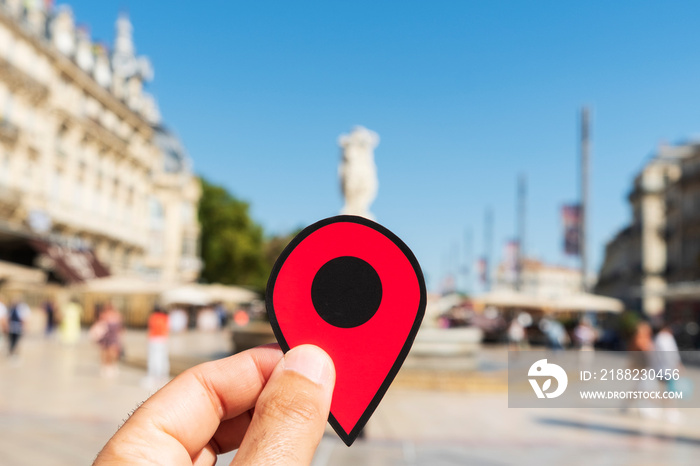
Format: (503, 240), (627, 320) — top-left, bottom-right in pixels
(1, 329), (700, 465)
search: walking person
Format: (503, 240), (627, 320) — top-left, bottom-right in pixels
(146, 306), (170, 388)
(654, 322), (684, 422)
(0, 296), (7, 345)
(214, 302), (228, 328)
(44, 299), (57, 337)
(7, 298), (30, 359)
(626, 320), (655, 416)
(91, 303), (123, 378)
(539, 317), (568, 350)
(507, 318), (526, 350)
(574, 317), (597, 366)
(60, 297), (82, 345)
(574, 318), (597, 351)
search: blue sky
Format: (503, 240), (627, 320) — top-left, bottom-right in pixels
(66, 1), (700, 291)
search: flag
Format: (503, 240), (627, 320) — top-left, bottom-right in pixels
(562, 204), (582, 256)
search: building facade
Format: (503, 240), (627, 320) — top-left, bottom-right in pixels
(493, 257), (582, 299)
(595, 142), (700, 316)
(0, 1), (201, 286)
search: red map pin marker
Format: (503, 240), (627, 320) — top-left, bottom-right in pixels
(266, 215), (426, 446)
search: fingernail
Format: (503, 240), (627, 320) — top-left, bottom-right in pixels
(284, 345), (333, 385)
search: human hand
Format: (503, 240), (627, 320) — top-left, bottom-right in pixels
(94, 344), (335, 465)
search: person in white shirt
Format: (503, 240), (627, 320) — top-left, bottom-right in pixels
(653, 323), (683, 422)
(654, 324), (681, 371)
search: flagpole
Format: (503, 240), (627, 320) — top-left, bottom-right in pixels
(516, 173), (526, 291)
(580, 107), (590, 293)
(484, 207), (493, 292)
(464, 227), (472, 295)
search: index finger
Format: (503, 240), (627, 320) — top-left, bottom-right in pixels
(125, 344), (282, 457)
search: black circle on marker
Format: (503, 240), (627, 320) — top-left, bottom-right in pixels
(311, 256), (382, 328)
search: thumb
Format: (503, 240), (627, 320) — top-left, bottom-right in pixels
(232, 345), (335, 466)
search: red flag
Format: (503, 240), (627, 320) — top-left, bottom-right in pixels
(562, 204), (581, 256)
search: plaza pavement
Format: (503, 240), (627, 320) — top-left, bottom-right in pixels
(1, 327), (700, 465)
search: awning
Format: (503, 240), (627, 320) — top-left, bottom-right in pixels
(473, 289), (546, 310)
(160, 284), (210, 306)
(30, 240), (109, 284)
(159, 284), (260, 307)
(474, 289), (623, 313)
(198, 283), (259, 305)
(75, 275), (173, 294)
(545, 293), (624, 313)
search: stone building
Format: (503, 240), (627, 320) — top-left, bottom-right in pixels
(595, 143), (697, 316)
(493, 257), (582, 299)
(0, 1), (201, 290)
(665, 146), (700, 283)
(594, 225), (641, 311)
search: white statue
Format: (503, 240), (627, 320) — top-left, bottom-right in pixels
(338, 126), (379, 219)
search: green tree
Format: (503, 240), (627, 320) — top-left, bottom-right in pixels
(198, 178), (267, 290)
(263, 228), (302, 272)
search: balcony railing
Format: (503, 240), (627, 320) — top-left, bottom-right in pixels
(0, 55), (48, 105)
(0, 183), (21, 215)
(0, 118), (18, 145)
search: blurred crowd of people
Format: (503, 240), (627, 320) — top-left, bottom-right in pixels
(438, 302), (689, 417)
(0, 294), (239, 385)
(0, 296), (83, 359)
(438, 301), (692, 355)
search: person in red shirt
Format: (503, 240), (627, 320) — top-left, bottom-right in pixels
(147, 307), (170, 386)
